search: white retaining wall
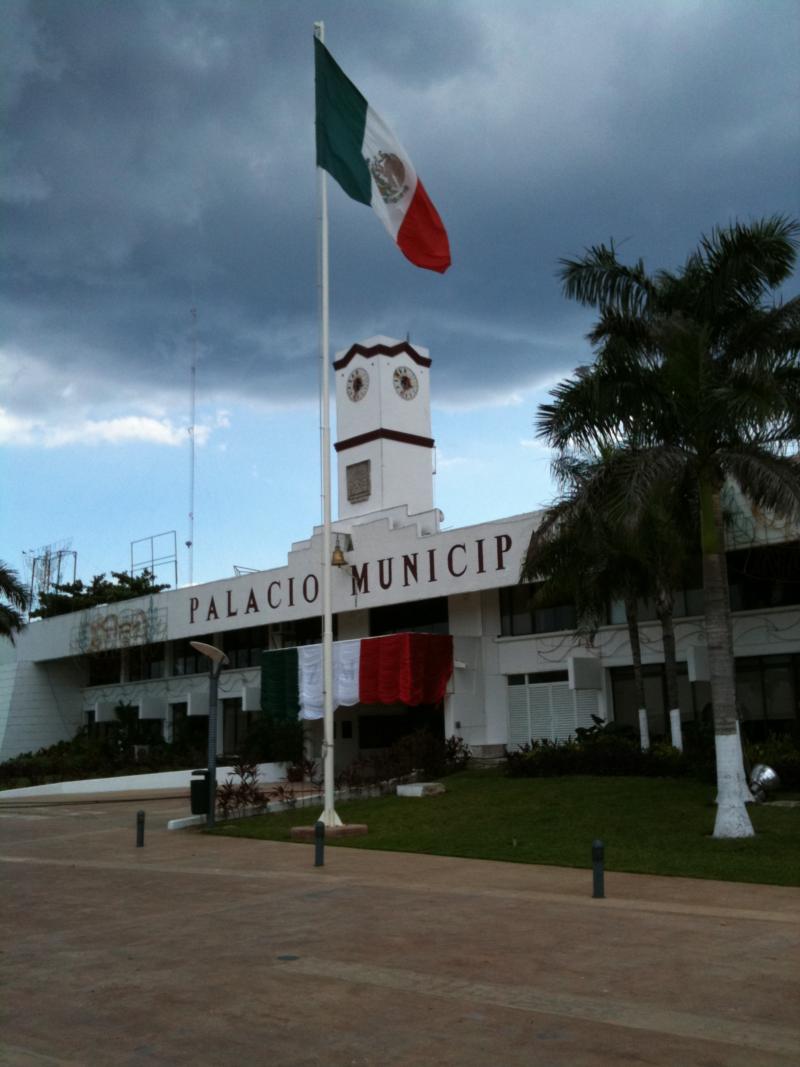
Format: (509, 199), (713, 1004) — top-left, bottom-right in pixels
(0, 761), (288, 799)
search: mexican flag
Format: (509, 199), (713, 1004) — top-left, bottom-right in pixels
(262, 634), (454, 721)
(314, 38), (451, 274)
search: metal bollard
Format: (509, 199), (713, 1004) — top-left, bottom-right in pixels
(136, 810), (145, 848)
(592, 839), (604, 898)
(314, 820), (325, 867)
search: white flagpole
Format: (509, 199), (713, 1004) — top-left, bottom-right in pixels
(314, 20), (341, 827)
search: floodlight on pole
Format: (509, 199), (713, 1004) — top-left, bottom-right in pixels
(190, 641), (229, 828)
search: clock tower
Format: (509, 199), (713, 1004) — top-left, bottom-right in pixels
(334, 335), (435, 520)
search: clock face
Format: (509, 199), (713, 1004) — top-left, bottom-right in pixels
(393, 365), (419, 400)
(346, 367), (369, 401)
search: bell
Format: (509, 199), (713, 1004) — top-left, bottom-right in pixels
(331, 543), (347, 567)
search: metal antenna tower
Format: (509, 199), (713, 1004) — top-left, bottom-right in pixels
(23, 539), (77, 617)
(187, 303), (197, 586)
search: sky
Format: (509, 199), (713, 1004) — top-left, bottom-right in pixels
(3, 0), (799, 595)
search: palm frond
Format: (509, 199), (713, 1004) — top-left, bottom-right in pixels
(587, 308), (656, 351)
(719, 449), (800, 524)
(0, 562), (28, 612)
(0, 605), (25, 644)
(558, 242), (657, 315)
(600, 447), (695, 527)
(710, 350), (800, 446)
(721, 294), (800, 365)
(688, 216), (800, 322)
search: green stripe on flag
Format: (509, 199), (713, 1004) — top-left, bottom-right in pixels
(261, 646), (299, 720)
(314, 38), (371, 205)
(258, 647), (302, 763)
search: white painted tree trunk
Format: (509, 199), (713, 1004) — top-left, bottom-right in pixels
(638, 708), (650, 751)
(714, 722), (754, 804)
(669, 708), (682, 751)
(702, 484), (754, 838)
(713, 732), (755, 838)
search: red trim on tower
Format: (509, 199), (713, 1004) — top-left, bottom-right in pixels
(334, 427), (435, 452)
(333, 341), (432, 371)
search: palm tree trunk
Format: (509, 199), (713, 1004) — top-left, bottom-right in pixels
(624, 594), (649, 750)
(700, 479), (753, 838)
(656, 589), (681, 749)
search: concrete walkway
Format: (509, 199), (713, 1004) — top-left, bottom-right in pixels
(1, 794), (798, 1066)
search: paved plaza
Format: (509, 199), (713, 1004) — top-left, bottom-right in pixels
(1, 791), (798, 1066)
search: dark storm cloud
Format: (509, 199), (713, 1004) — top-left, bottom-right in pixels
(2, 0), (798, 419)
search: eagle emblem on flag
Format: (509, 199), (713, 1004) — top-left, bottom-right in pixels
(368, 151), (409, 204)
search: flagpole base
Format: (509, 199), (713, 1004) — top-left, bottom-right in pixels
(319, 807), (343, 828)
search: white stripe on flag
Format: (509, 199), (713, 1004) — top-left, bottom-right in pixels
(298, 639), (362, 720)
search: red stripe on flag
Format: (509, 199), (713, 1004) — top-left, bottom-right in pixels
(396, 180), (451, 274)
(359, 633), (453, 705)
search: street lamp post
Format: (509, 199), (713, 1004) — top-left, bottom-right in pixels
(190, 641), (229, 828)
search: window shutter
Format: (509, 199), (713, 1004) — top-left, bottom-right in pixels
(508, 684), (530, 746)
(529, 685), (552, 741)
(551, 683), (575, 742)
(575, 689), (599, 730)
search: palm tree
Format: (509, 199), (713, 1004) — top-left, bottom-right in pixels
(523, 454), (656, 746)
(526, 450), (697, 749)
(0, 561), (29, 644)
(539, 216), (800, 838)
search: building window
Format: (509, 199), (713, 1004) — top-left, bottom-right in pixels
(370, 596), (449, 636)
(347, 460), (371, 504)
(129, 643), (165, 681)
(222, 626), (267, 669)
(87, 652), (122, 686)
(173, 636), (215, 676)
(728, 542), (800, 611)
(499, 584), (576, 637)
(734, 654), (799, 740)
(609, 664), (703, 740)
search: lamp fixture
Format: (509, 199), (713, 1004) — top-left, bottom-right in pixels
(189, 640), (229, 666)
(188, 640), (229, 830)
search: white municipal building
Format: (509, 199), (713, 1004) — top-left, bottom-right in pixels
(2, 336), (799, 765)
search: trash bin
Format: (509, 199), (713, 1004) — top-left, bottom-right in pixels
(190, 769), (211, 815)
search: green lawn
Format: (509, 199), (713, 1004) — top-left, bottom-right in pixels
(210, 770), (800, 886)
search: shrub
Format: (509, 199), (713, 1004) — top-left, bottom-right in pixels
(644, 741), (691, 778)
(285, 758), (321, 785)
(0, 725), (205, 789)
(504, 728), (691, 779)
(216, 759), (268, 818)
(504, 739), (580, 778)
(329, 732), (471, 794)
(388, 730), (471, 779)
